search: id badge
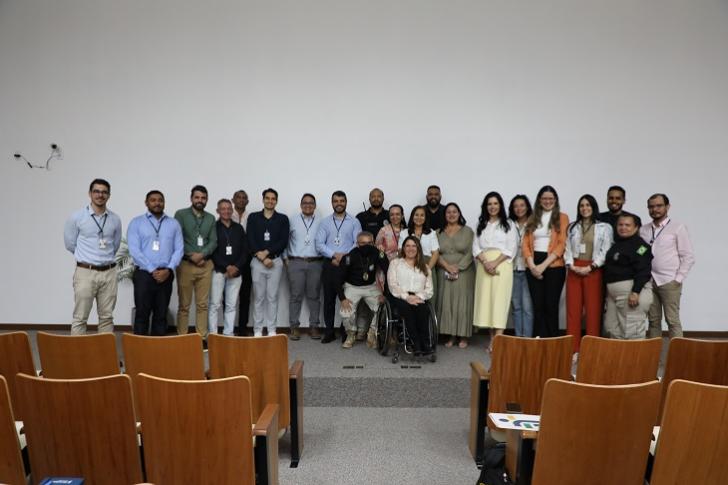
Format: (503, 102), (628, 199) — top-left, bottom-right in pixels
(152, 240), (160, 252)
(264, 230), (271, 242)
(304, 236), (311, 245)
(579, 243), (587, 254)
(197, 235), (204, 247)
(98, 239), (107, 249)
(334, 237), (341, 246)
(225, 245), (232, 256)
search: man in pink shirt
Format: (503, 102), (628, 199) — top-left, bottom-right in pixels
(639, 194), (695, 338)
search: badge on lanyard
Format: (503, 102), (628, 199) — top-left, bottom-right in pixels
(99, 238), (107, 249)
(225, 245), (232, 256)
(152, 240), (160, 252)
(304, 236), (311, 245)
(334, 236), (341, 246)
(579, 243), (587, 254)
(197, 235), (204, 247)
(264, 230), (271, 242)
(362, 272), (369, 281)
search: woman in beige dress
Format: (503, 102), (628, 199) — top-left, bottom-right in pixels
(436, 203), (475, 348)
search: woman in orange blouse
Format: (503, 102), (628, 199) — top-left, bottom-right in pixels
(522, 185), (569, 337)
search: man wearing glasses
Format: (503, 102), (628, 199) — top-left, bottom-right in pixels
(63, 178), (123, 334)
(285, 193), (323, 340)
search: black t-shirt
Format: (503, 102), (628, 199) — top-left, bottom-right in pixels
(427, 205), (446, 231)
(604, 234), (653, 293)
(337, 245), (389, 299)
(356, 208), (389, 237)
(598, 210), (642, 232)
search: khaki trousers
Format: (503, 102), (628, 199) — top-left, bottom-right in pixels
(342, 283), (380, 333)
(176, 259), (213, 337)
(647, 280), (683, 339)
(71, 266), (118, 335)
(604, 280), (653, 340)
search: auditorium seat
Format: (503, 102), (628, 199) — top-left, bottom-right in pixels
(650, 379), (728, 484)
(208, 334), (304, 467)
(37, 332), (120, 379)
(469, 334), (573, 466)
(0, 375), (25, 485)
(136, 373), (278, 485)
(530, 379), (660, 484)
(15, 373), (143, 485)
(576, 335), (662, 385)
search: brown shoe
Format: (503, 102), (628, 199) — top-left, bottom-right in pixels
(290, 327), (301, 341)
(309, 327), (321, 339)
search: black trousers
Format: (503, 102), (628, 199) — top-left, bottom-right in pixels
(236, 262), (252, 335)
(394, 299), (431, 353)
(133, 269), (174, 336)
(321, 260), (343, 336)
(526, 252), (566, 338)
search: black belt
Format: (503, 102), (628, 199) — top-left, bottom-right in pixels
(77, 262), (116, 271)
(288, 256), (323, 262)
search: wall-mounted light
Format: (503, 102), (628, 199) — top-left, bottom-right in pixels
(13, 143), (63, 170)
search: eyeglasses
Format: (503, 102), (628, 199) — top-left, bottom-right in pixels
(92, 189), (110, 196)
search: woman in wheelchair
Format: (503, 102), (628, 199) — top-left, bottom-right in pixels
(386, 236), (435, 357)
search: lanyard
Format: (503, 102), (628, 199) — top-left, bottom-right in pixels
(90, 211), (107, 236)
(147, 215), (165, 238)
(581, 221), (593, 238)
(333, 215), (346, 240)
(650, 220), (670, 245)
(301, 214), (315, 237)
(194, 214), (205, 235)
(392, 225), (400, 248)
(220, 223), (233, 247)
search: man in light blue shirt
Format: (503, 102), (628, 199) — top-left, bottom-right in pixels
(285, 193), (323, 340)
(127, 190), (184, 335)
(315, 190), (362, 343)
(63, 178), (123, 334)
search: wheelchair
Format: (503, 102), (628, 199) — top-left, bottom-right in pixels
(375, 294), (438, 363)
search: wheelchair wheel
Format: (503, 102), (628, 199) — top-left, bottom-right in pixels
(376, 302), (393, 356)
(426, 301), (439, 356)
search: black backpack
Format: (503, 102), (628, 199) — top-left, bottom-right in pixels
(476, 443), (512, 485)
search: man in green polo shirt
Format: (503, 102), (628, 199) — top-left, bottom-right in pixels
(174, 185), (217, 341)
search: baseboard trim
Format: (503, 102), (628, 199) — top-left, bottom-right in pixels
(0, 324), (725, 338)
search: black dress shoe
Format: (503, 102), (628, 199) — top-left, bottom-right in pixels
(321, 333), (336, 344)
(202, 340), (209, 351)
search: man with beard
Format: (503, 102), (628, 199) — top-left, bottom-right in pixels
(337, 232), (389, 348)
(597, 185), (641, 231)
(639, 193), (695, 339)
(315, 190), (362, 343)
(127, 190), (184, 336)
(425, 185), (446, 231)
(174, 185), (217, 341)
(64, 178), (123, 334)
(356, 188), (389, 236)
(232, 189), (253, 335)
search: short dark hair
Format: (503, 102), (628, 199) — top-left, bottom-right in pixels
(217, 198), (232, 207)
(301, 193), (316, 203)
(427, 185), (441, 192)
(607, 185), (626, 196)
(331, 190), (347, 200)
(191, 185), (208, 196)
(648, 193), (670, 205)
(145, 190), (164, 200)
(262, 188), (278, 199)
(617, 212), (641, 226)
(89, 178), (110, 192)
(234, 190), (247, 197)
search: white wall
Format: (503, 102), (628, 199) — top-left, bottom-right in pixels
(1, 0), (726, 330)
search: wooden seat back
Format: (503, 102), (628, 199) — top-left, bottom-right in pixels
(659, 337), (728, 421)
(136, 373), (255, 485)
(650, 380), (728, 484)
(532, 379), (660, 485)
(576, 336), (662, 385)
(122, 333), (205, 380)
(15, 373), (142, 485)
(0, 376), (25, 485)
(37, 332), (120, 378)
(208, 334), (290, 430)
(0, 332), (35, 420)
(487, 335), (573, 428)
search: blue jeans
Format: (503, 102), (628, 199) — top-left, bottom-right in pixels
(511, 270), (533, 337)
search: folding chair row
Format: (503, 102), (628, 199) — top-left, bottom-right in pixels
(1, 372), (278, 485)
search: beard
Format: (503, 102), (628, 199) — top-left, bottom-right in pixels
(427, 198), (440, 208)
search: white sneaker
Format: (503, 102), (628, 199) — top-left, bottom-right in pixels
(268, 329), (277, 336)
(254, 332), (263, 337)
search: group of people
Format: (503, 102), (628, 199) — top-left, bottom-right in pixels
(64, 180), (695, 356)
